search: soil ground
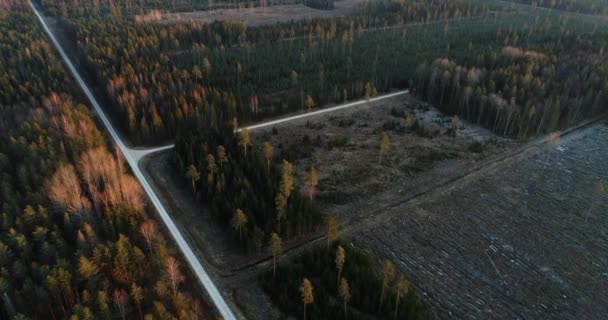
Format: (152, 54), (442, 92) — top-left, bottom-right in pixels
(353, 121), (608, 319)
(249, 95), (515, 227)
(148, 0), (367, 26)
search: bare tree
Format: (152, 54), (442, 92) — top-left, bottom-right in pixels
(139, 219), (158, 253)
(112, 289), (129, 320)
(394, 274), (410, 320)
(185, 165), (200, 196)
(165, 256), (185, 296)
(47, 164), (90, 214)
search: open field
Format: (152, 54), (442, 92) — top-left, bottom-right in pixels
(354, 122), (608, 319)
(150, 0), (366, 26)
(249, 94), (515, 226)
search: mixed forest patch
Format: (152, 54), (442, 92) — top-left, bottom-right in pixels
(261, 240), (428, 319)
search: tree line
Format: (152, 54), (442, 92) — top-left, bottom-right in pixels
(41, 0), (576, 144)
(0, 4), (212, 319)
(503, 0), (608, 16)
(413, 33), (608, 137)
(261, 239), (427, 319)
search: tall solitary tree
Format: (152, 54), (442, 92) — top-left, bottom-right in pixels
(264, 142), (273, 174)
(185, 165), (200, 196)
(394, 274), (410, 320)
(305, 95), (315, 113)
(586, 180), (605, 222)
(280, 160), (295, 199)
(300, 278), (314, 320)
(379, 259), (395, 309)
(379, 133), (390, 165)
(327, 217), (338, 248)
(308, 166), (318, 201)
(364, 81), (372, 103)
(270, 232), (282, 281)
(231, 209), (248, 240)
(335, 245), (346, 289)
(339, 277), (351, 320)
(239, 129), (252, 157)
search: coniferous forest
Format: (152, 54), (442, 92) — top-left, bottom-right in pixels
(3, 0), (608, 318)
(0, 3), (210, 319)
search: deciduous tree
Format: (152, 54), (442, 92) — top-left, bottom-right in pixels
(164, 257), (185, 296)
(327, 217), (338, 248)
(305, 95), (315, 113)
(270, 232), (282, 281)
(379, 259), (395, 309)
(185, 165), (200, 196)
(264, 142), (273, 174)
(139, 219), (158, 253)
(239, 129), (251, 157)
(112, 289), (129, 320)
(379, 133), (390, 165)
(339, 277), (351, 320)
(308, 166), (318, 201)
(394, 274), (409, 320)
(231, 209), (248, 240)
(300, 278), (314, 320)
(335, 245), (346, 289)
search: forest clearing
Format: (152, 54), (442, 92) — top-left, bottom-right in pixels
(355, 121), (608, 319)
(147, 0), (367, 26)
